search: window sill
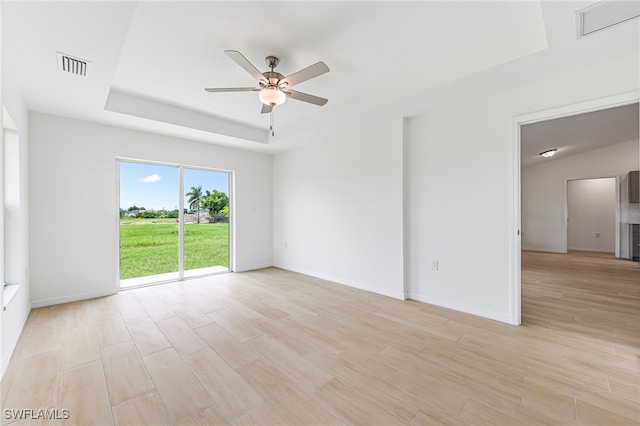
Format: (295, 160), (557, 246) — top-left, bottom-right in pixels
(3, 283), (21, 311)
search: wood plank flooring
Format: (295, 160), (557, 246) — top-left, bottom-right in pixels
(1, 251), (638, 425)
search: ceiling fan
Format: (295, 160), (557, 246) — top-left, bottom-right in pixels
(205, 50), (330, 136)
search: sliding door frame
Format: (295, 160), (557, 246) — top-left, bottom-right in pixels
(116, 157), (234, 289)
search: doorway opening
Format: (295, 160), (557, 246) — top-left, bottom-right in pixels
(513, 92), (639, 326)
(118, 159), (232, 288)
(567, 177), (617, 255)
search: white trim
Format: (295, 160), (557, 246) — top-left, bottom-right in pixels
(120, 270), (231, 291)
(514, 91), (639, 126)
(567, 247), (616, 253)
(510, 115), (522, 325)
(115, 159), (122, 290)
(409, 292), (512, 324)
(31, 289), (118, 309)
(615, 175), (621, 258)
(281, 266), (406, 301)
(235, 262), (273, 273)
(115, 156), (235, 174)
(3, 283), (21, 309)
(402, 117), (410, 298)
(179, 166), (185, 279)
(512, 90), (640, 327)
(229, 171), (236, 272)
(522, 247), (567, 254)
(563, 179), (569, 254)
(2, 107), (18, 131)
(1, 303), (30, 378)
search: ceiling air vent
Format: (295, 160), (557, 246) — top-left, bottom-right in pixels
(56, 52), (90, 76)
(577, 0), (640, 38)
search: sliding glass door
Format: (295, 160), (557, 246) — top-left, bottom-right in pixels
(118, 160), (230, 288)
(119, 161), (180, 286)
(183, 168), (230, 277)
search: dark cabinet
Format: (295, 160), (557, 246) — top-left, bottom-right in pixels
(630, 171), (639, 203)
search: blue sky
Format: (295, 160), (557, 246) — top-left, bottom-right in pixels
(119, 161), (229, 211)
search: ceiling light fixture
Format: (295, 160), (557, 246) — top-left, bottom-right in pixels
(205, 51), (329, 137)
(540, 149), (557, 158)
(259, 86), (286, 106)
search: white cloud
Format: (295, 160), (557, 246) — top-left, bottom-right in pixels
(139, 173), (161, 184)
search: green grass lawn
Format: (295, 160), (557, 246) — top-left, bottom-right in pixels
(119, 222), (229, 279)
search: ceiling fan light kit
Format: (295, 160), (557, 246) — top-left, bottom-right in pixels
(205, 50), (329, 137)
(259, 86), (286, 106)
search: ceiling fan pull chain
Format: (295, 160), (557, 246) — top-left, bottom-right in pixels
(270, 107), (275, 136)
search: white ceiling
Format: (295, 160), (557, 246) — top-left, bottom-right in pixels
(2, 1), (639, 156)
(521, 102), (639, 168)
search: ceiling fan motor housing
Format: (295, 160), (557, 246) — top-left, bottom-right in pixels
(265, 55), (280, 69)
(260, 71), (285, 88)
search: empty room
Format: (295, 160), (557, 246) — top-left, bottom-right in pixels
(1, 1), (639, 425)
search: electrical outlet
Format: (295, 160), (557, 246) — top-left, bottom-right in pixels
(284, 241), (288, 248)
(431, 260), (439, 271)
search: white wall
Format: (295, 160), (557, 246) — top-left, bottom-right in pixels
(0, 3), (3, 373)
(568, 178), (616, 252)
(405, 56), (638, 324)
(522, 139), (639, 253)
(1, 2), (4, 377)
(405, 101), (516, 322)
(271, 55), (638, 325)
(29, 113), (273, 307)
(1, 66), (31, 376)
(273, 117), (405, 299)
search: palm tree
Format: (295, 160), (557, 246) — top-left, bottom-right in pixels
(186, 185), (204, 223)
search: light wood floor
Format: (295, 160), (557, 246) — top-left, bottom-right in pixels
(1, 252), (638, 425)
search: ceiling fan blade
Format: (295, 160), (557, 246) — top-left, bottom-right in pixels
(285, 90), (328, 106)
(224, 50), (267, 84)
(280, 61), (329, 88)
(204, 87), (260, 93)
(261, 104), (273, 114)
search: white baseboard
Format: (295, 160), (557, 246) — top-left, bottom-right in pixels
(521, 246), (567, 254)
(408, 292), (513, 324)
(277, 265), (406, 300)
(568, 247), (615, 253)
(31, 288), (118, 309)
(235, 262), (273, 273)
(1, 304), (31, 378)
(522, 246), (615, 254)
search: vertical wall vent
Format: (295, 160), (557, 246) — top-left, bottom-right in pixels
(56, 52), (90, 76)
(577, 0), (640, 38)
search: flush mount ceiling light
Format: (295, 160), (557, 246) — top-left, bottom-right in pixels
(540, 149), (557, 158)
